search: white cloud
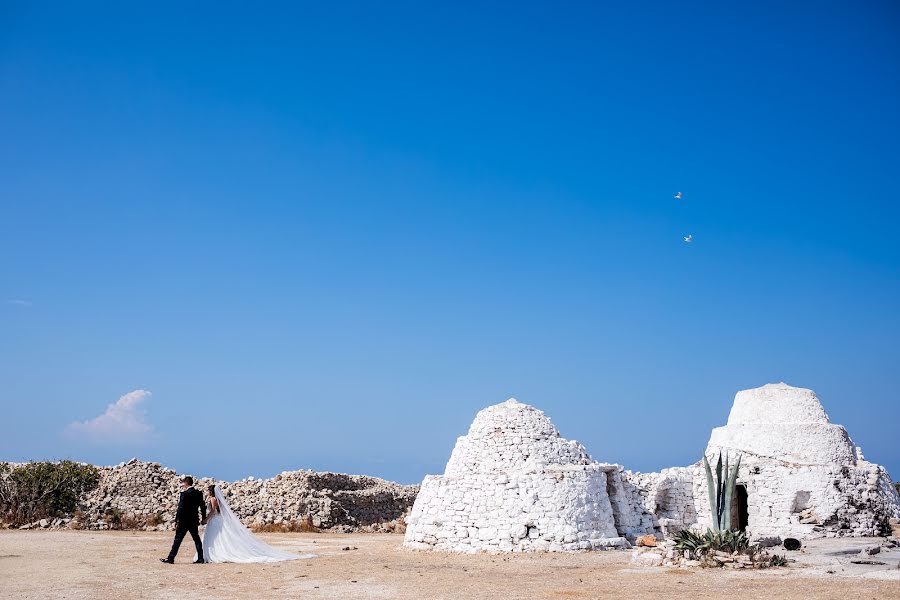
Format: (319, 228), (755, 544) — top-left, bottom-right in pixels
(7, 299), (32, 307)
(67, 390), (153, 443)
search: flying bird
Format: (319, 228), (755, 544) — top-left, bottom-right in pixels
(683, 234), (693, 243)
(674, 192), (683, 200)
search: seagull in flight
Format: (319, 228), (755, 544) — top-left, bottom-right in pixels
(683, 234), (693, 243)
(674, 191), (683, 200)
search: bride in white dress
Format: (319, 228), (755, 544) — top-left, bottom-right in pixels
(200, 484), (315, 563)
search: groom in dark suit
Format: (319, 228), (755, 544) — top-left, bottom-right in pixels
(160, 476), (207, 564)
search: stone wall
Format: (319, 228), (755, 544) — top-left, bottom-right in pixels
(689, 454), (899, 538)
(625, 467), (697, 537)
(5, 458), (418, 532)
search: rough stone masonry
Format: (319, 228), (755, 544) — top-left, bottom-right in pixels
(404, 399), (658, 552)
(404, 384), (900, 552)
(3, 460), (418, 532)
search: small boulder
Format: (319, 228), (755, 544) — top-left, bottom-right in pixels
(752, 535), (782, 548)
(860, 545), (880, 556)
(632, 551), (664, 566)
(635, 534), (657, 547)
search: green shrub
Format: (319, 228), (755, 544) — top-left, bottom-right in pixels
(0, 461), (99, 525)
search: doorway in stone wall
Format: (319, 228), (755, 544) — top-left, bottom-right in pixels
(606, 477), (624, 535)
(730, 484), (749, 532)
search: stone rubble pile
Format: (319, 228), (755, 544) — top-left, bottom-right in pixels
(7, 459), (418, 532)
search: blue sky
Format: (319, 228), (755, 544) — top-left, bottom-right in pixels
(1, 2), (898, 484)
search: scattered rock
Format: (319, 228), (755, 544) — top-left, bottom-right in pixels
(632, 551), (664, 566)
(753, 536), (782, 548)
(635, 535), (657, 548)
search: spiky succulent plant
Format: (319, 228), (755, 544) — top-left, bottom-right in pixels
(702, 450), (741, 532)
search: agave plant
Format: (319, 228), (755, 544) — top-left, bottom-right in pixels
(673, 528), (751, 555)
(702, 450), (742, 532)
(672, 529), (709, 554)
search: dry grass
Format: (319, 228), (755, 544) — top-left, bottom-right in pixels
(251, 515), (319, 533)
(393, 517), (407, 534)
(104, 508), (143, 530)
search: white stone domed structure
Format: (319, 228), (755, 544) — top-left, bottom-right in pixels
(404, 399), (655, 552)
(706, 383), (857, 465)
(406, 387), (899, 549)
(695, 383), (900, 538)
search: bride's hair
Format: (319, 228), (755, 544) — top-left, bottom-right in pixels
(207, 484), (216, 496)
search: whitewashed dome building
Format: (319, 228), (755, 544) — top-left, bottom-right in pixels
(696, 383), (900, 538)
(406, 387), (900, 550)
(404, 399), (655, 552)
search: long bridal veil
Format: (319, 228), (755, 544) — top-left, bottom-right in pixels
(203, 485), (314, 563)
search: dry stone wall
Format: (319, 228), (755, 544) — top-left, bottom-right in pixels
(6, 459), (417, 532)
(625, 467), (697, 537)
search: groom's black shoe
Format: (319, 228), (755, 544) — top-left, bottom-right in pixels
(159, 558), (174, 564)
(193, 559), (206, 564)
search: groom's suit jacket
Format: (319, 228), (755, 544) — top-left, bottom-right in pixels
(175, 486), (206, 526)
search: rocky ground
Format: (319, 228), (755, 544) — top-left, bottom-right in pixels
(0, 530), (897, 599)
(630, 533), (900, 570)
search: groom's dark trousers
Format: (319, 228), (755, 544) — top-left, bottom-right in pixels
(167, 486), (206, 561)
(167, 521), (203, 561)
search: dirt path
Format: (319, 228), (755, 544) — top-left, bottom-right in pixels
(0, 530), (897, 599)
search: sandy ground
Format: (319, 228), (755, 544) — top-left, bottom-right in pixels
(0, 531), (898, 599)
